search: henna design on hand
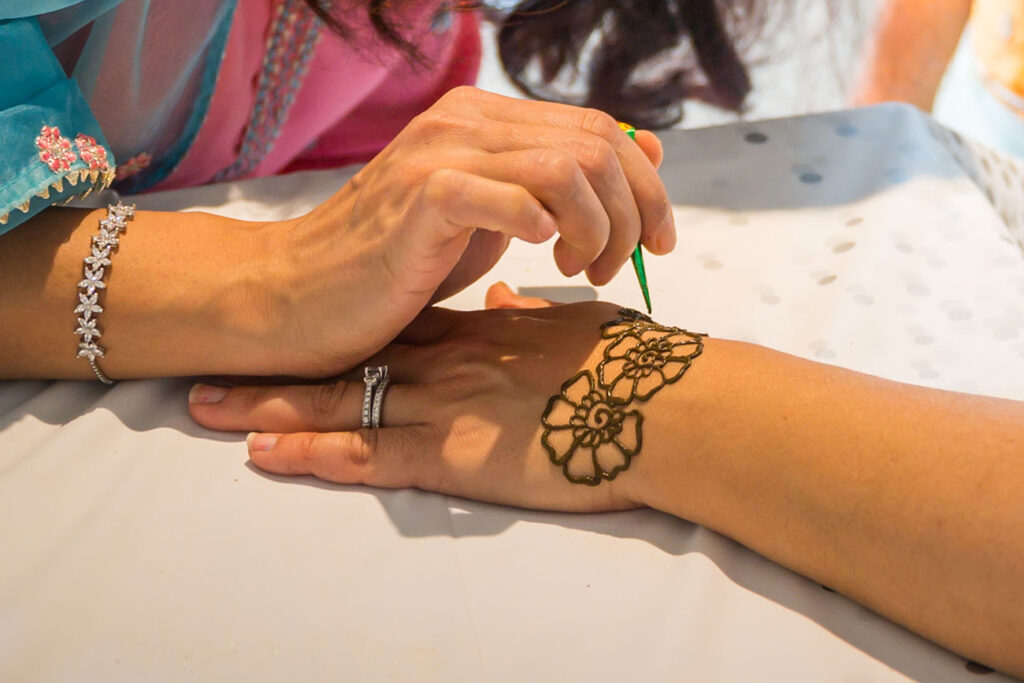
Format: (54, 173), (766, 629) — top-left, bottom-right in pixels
(598, 326), (703, 403)
(541, 309), (705, 486)
(541, 372), (643, 486)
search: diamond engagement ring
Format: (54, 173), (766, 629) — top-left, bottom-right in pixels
(362, 366), (390, 429)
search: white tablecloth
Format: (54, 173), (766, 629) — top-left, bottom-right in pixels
(2, 104), (1023, 682)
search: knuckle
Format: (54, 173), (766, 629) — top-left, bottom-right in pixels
(440, 361), (514, 407)
(578, 108), (620, 139)
(408, 109), (465, 140)
(439, 84), (478, 106)
(428, 338), (490, 378)
(533, 149), (580, 194)
(393, 156), (433, 185)
(467, 362), (514, 395)
(426, 334), (507, 386)
(294, 433), (319, 463)
(577, 138), (618, 178)
(433, 339), (476, 367)
(309, 381), (349, 426)
(349, 165), (370, 190)
(239, 385), (272, 411)
(421, 168), (463, 208)
(512, 187), (542, 224)
(344, 430), (376, 468)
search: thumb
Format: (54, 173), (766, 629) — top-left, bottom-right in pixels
(485, 281), (558, 309)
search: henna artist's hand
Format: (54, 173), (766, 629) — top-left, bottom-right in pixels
(265, 87), (674, 375)
(189, 302), (701, 512)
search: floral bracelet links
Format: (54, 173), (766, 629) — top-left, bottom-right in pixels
(73, 202), (136, 384)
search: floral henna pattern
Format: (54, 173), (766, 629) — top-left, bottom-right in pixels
(599, 307), (681, 339)
(541, 372), (643, 486)
(541, 309), (705, 486)
(598, 327), (703, 402)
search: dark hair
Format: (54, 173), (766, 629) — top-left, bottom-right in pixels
(305, 0), (428, 64)
(302, 1), (778, 129)
(497, 0), (763, 129)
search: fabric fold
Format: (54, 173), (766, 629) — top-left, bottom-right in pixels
(0, 17), (114, 233)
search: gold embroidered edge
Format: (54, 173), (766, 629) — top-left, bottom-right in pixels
(0, 167), (116, 226)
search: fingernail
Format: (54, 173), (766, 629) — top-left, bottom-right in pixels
(538, 210), (557, 240)
(247, 432), (278, 452)
(189, 383), (227, 404)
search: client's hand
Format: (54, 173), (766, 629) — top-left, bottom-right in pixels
(189, 302), (697, 512)
(190, 300), (1024, 677)
(267, 87), (673, 375)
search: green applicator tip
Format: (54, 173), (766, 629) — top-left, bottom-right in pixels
(630, 245), (652, 314)
(618, 122), (653, 314)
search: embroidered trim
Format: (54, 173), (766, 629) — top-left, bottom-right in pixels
(75, 134), (110, 173)
(115, 152), (152, 181)
(211, 0), (324, 182)
(1, 126), (117, 227)
(36, 125), (76, 173)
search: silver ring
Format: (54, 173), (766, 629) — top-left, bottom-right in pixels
(371, 371), (390, 429)
(361, 366), (389, 429)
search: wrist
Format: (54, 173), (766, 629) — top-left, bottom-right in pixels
(100, 211), (286, 377)
(259, 203), (394, 377)
(0, 207), (293, 380)
(632, 337), (737, 522)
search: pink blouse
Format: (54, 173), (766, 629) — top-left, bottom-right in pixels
(0, 1), (480, 233)
(161, 1), (481, 190)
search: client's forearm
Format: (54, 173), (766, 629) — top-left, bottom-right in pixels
(0, 207), (280, 379)
(644, 339), (1024, 676)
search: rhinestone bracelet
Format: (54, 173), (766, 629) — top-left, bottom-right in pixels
(73, 202), (135, 384)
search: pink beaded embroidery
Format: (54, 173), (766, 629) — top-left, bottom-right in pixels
(212, 0), (323, 182)
(75, 134), (110, 172)
(115, 152), (152, 181)
(35, 125), (77, 173)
